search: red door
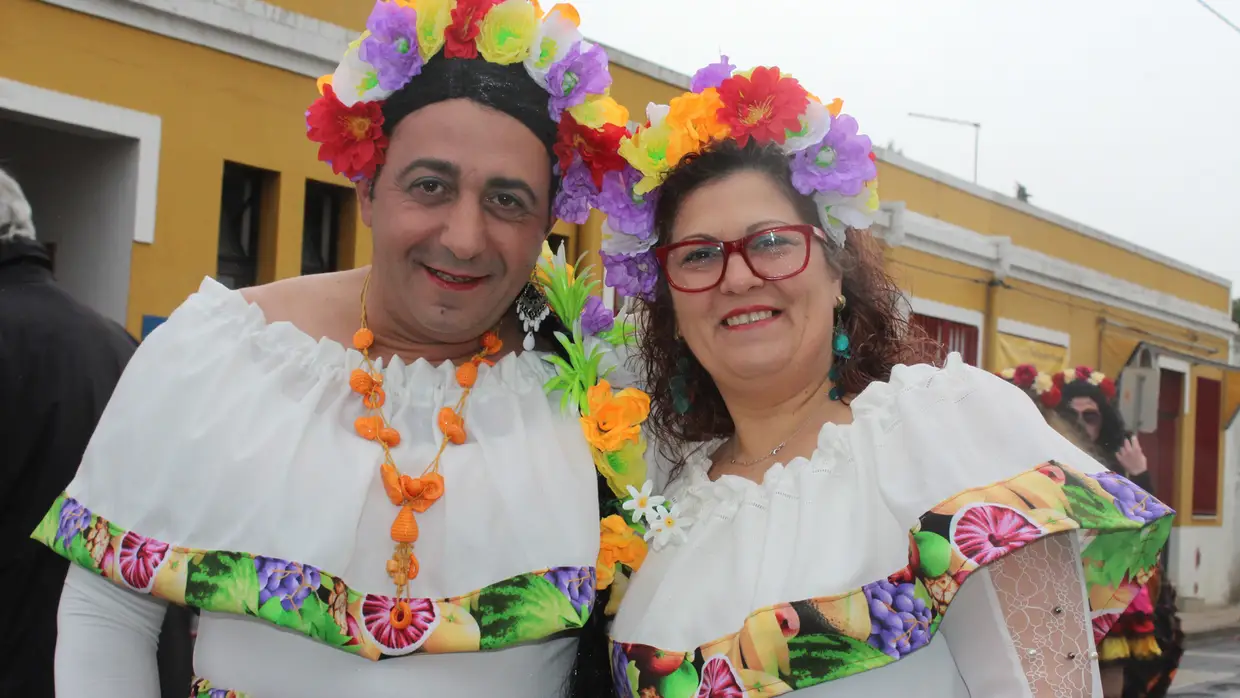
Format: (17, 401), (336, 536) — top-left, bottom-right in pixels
(1137, 370), (1181, 508)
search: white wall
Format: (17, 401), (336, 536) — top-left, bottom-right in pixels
(0, 114), (136, 325)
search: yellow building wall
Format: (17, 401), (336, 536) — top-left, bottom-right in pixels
(877, 163), (1231, 312)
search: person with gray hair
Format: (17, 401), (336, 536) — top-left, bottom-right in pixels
(0, 168), (193, 696)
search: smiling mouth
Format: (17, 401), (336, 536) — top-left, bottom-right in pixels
(425, 265), (484, 285)
(722, 310), (780, 328)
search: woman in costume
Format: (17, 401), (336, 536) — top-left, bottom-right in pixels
(591, 59), (1174, 697)
(32, 2), (660, 696)
(1057, 367), (1185, 698)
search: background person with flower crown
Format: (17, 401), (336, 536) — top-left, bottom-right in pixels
(27, 2), (661, 697)
(587, 57), (1176, 698)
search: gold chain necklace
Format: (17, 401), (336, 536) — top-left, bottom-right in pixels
(349, 271), (501, 624)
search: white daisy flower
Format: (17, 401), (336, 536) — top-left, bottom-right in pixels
(621, 480), (664, 524)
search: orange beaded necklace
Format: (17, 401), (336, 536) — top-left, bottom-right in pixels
(349, 271), (502, 614)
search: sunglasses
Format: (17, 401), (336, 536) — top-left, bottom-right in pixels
(654, 225), (829, 293)
(1075, 409), (1102, 427)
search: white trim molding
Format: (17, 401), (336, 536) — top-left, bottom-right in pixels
(0, 77), (161, 244)
(875, 148), (1231, 289)
(907, 296), (985, 363)
(996, 318), (1071, 350)
(1157, 356), (1193, 417)
(877, 206), (1238, 341)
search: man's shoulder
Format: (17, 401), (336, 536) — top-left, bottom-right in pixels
(240, 269), (363, 338)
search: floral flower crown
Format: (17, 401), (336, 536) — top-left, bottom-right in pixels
(305, 0), (630, 221)
(997, 364), (1117, 409)
(591, 57), (881, 301)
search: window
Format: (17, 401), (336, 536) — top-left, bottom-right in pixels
(1137, 369), (1183, 512)
(1192, 376), (1222, 517)
(910, 314), (979, 366)
(216, 162), (267, 290)
(302, 180), (351, 276)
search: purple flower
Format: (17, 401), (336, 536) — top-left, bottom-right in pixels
(553, 159), (597, 224)
(601, 250), (658, 301)
(580, 296), (614, 336)
(359, 0), (423, 91)
(255, 557), (322, 612)
(596, 166), (656, 237)
(543, 566), (595, 615)
(789, 114), (877, 198)
(690, 55), (736, 93)
(863, 579), (932, 659)
(56, 498), (92, 548)
(1095, 472), (1173, 524)
(546, 41), (612, 119)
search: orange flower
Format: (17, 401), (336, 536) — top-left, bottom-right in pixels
(664, 88), (729, 166)
(596, 515), (647, 590)
(580, 381), (650, 452)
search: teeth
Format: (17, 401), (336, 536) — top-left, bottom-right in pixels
(431, 269), (474, 283)
(724, 310), (775, 327)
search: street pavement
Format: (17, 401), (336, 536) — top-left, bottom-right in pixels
(1169, 632), (1240, 697)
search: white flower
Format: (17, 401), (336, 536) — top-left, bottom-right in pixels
(781, 99), (831, 154)
(621, 480), (665, 524)
(331, 33), (392, 106)
(1033, 372), (1054, 394)
(999, 368), (1016, 380)
(523, 5), (582, 88)
(1063, 369), (1075, 383)
(643, 502), (694, 550)
(600, 216), (656, 257)
(1088, 371), (1106, 386)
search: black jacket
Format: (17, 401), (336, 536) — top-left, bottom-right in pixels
(0, 238), (179, 695)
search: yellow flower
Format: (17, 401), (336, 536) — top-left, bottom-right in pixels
(618, 123), (672, 196)
(861, 179), (879, 213)
(581, 381), (651, 453)
(411, 0), (452, 62)
(826, 98), (844, 117)
(592, 436), (648, 499)
(568, 94), (630, 130)
(533, 239), (574, 287)
(999, 368), (1016, 380)
(477, 0), (538, 65)
(596, 514), (647, 590)
(664, 88), (729, 166)
(1034, 372), (1054, 394)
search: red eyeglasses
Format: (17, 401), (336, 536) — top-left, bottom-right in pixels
(654, 224), (829, 293)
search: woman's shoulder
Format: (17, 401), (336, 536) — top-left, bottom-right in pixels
(237, 269), (360, 342)
(851, 354), (1020, 430)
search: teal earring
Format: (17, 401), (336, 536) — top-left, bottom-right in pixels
(828, 295), (850, 401)
(670, 327), (693, 415)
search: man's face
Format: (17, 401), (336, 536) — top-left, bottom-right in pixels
(359, 99), (552, 343)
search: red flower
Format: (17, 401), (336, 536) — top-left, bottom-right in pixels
(1052, 371), (1066, 387)
(1099, 377), (1117, 400)
(554, 113), (628, 187)
(715, 66), (809, 147)
(1075, 365), (1093, 381)
(695, 655), (744, 698)
(117, 531), (169, 593)
(444, 0), (499, 59)
(952, 504), (1043, 565)
(1040, 384), (1062, 409)
(1012, 364), (1037, 389)
(306, 85), (388, 182)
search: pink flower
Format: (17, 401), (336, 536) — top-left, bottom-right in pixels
(695, 655), (744, 698)
(361, 594), (439, 656)
(117, 531), (169, 592)
(951, 504), (1044, 565)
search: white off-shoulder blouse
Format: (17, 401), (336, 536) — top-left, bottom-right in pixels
(609, 355), (1173, 698)
(35, 277), (616, 698)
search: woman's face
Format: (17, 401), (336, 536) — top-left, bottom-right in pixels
(359, 99), (551, 343)
(666, 169), (841, 389)
(1068, 396), (1103, 442)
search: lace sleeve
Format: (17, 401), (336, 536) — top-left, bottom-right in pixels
(941, 534), (1101, 697)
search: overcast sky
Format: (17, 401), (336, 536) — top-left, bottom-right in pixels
(574, 0), (1240, 296)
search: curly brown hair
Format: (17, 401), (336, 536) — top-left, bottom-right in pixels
(634, 140), (935, 478)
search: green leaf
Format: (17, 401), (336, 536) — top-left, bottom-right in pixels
(1064, 484), (1132, 530)
(785, 633), (894, 689)
(184, 552), (260, 615)
(475, 573), (579, 650)
(256, 588), (352, 648)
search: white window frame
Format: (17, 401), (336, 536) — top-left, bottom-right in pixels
(907, 296), (985, 365)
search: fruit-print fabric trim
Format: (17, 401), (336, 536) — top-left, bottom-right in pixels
(609, 462), (1174, 697)
(33, 493), (596, 661)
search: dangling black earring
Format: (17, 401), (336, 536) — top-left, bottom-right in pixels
(828, 295), (850, 401)
(515, 281), (549, 351)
